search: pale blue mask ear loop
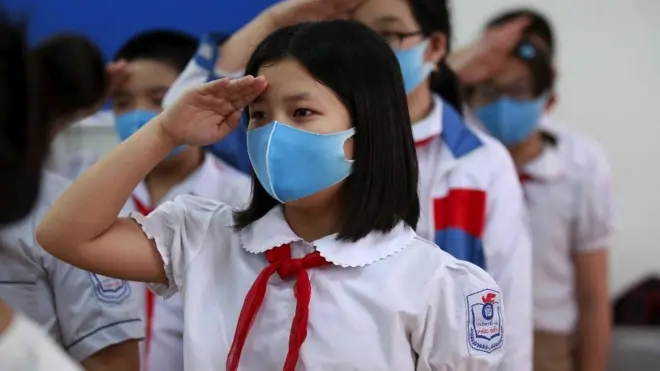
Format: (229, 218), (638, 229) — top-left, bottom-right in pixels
(263, 126), (356, 203)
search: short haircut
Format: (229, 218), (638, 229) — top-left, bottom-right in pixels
(32, 34), (107, 123)
(486, 8), (555, 57)
(234, 20), (420, 242)
(114, 30), (197, 73)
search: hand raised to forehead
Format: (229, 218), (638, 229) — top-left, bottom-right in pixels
(268, 0), (365, 27)
(159, 76), (267, 146)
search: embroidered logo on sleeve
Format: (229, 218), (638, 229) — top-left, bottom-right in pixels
(88, 273), (132, 304)
(466, 289), (504, 354)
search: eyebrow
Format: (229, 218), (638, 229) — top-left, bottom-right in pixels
(252, 92), (313, 104)
(373, 15), (404, 26)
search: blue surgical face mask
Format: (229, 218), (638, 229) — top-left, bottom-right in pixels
(114, 110), (186, 158)
(474, 96), (547, 145)
(394, 40), (435, 94)
(247, 121), (355, 203)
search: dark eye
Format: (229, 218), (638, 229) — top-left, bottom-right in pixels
(377, 31), (400, 45)
(250, 111), (265, 120)
(293, 108), (313, 117)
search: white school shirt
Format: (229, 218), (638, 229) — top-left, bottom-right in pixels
(0, 311), (83, 371)
(414, 95), (532, 371)
(132, 194), (506, 371)
(125, 153), (251, 371)
(47, 111), (114, 180)
(0, 171), (144, 361)
(164, 39), (528, 370)
(520, 124), (615, 334)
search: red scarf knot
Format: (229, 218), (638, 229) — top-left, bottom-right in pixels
(226, 243), (330, 371)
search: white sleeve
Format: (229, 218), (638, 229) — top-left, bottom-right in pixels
(482, 147), (533, 371)
(163, 33), (243, 110)
(412, 261), (505, 370)
(573, 151), (615, 253)
(130, 194), (228, 298)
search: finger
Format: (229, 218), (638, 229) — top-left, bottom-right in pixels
(198, 77), (231, 97)
(224, 76), (258, 104)
(225, 110), (243, 130)
(331, 0), (365, 14)
(488, 17), (530, 51)
(228, 76), (267, 110)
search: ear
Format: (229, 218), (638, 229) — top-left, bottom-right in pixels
(424, 32), (447, 64)
(545, 92), (557, 112)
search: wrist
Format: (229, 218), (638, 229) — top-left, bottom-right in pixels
(151, 114), (181, 151)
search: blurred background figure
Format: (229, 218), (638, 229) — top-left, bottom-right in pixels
(0, 10), (97, 371)
(105, 29), (251, 371)
(1, 32), (144, 371)
(466, 11), (612, 370)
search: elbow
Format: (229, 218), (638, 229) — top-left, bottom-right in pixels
(35, 219), (64, 255)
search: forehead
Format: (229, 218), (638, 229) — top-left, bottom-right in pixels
(118, 59), (178, 92)
(352, 0), (417, 28)
(253, 59), (333, 103)
(491, 57), (534, 85)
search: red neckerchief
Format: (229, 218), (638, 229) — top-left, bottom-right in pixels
(414, 136), (435, 148)
(518, 173), (534, 184)
(226, 243), (331, 371)
(130, 195), (156, 363)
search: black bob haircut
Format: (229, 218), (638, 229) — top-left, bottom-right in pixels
(487, 8), (555, 58)
(115, 30), (198, 74)
(409, 0), (463, 114)
(32, 34), (107, 124)
(233, 20), (420, 242)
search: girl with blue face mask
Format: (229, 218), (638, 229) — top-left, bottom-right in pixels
(468, 39), (554, 157)
(159, 3), (532, 367)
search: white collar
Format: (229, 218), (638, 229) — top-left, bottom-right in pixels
(133, 152), (224, 206)
(239, 206), (416, 268)
(411, 95), (444, 144)
(522, 143), (566, 182)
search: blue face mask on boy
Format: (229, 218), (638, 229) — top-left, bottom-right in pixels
(474, 96), (547, 146)
(247, 121), (355, 203)
(114, 110), (186, 158)
(394, 40), (435, 94)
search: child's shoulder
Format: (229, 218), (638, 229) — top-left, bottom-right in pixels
(402, 236), (498, 295)
(149, 194), (237, 233)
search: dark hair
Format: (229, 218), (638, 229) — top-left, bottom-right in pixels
(487, 8), (555, 57)
(512, 38), (553, 96)
(115, 30), (197, 73)
(408, 0), (463, 113)
(32, 34), (107, 124)
(0, 12), (47, 224)
(233, 20), (420, 242)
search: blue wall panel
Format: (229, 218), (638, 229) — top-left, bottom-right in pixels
(3, 0), (277, 59)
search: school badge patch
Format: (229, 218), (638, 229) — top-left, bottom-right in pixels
(466, 289), (504, 354)
(88, 273), (131, 304)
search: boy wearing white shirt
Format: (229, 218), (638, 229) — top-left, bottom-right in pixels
(472, 11), (614, 371)
(110, 30), (252, 370)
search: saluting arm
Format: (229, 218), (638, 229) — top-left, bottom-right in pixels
(36, 117), (177, 284)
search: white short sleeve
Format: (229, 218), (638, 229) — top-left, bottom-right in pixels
(131, 194), (230, 298)
(574, 151), (615, 253)
(412, 261), (504, 370)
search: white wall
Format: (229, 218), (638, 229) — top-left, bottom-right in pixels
(56, 0), (660, 295)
